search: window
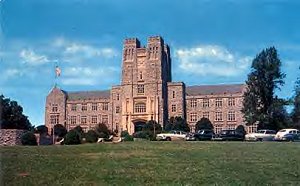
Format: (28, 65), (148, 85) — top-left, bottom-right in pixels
(52, 104), (58, 112)
(117, 94), (120, 101)
(215, 112), (223, 121)
(190, 99), (197, 108)
(172, 91), (175, 98)
(116, 106), (120, 113)
(82, 104), (87, 111)
(171, 104), (176, 112)
(215, 98), (223, 107)
(203, 99), (209, 108)
(91, 103), (98, 111)
(227, 111), (236, 121)
(227, 125), (236, 130)
(137, 84), (144, 94)
(70, 116), (76, 125)
(81, 116), (87, 124)
(71, 104), (77, 111)
(135, 103), (146, 113)
(215, 125), (223, 134)
(190, 113), (197, 122)
(102, 103), (108, 111)
(228, 98), (235, 107)
(50, 114), (59, 125)
(203, 112), (209, 119)
(91, 115), (97, 124)
(102, 115), (108, 124)
(139, 71), (143, 80)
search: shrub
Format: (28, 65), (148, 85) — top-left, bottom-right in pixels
(54, 124), (67, 137)
(64, 130), (81, 145)
(85, 130), (98, 143)
(95, 123), (110, 139)
(123, 135), (134, 141)
(133, 131), (150, 139)
(21, 131), (37, 146)
(121, 130), (130, 137)
(73, 126), (84, 137)
(236, 125), (247, 136)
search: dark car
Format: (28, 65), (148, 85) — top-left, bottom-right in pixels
(215, 129), (244, 141)
(282, 132), (300, 142)
(194, 129), (215, 141)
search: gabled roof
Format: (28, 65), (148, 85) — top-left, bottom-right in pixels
(186, 84), (245, 96)
(66, 90), (110, 100)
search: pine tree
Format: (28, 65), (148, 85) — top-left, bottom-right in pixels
(242, 47), (286, 130)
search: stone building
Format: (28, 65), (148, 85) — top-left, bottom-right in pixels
(45, 36), (257, 134)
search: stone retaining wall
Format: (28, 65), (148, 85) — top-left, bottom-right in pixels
(0, 129), (27, 146)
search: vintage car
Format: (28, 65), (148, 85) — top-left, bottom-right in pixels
(193, 129), (215, 141)
(213, 129), (244, 141)
(156, 130), (187, 141)
(274, 129), (300, 141)
(245, 130), (276, 141)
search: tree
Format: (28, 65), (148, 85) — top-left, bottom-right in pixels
(195, 118), (213, 131)
(235, 125), (246, 136)
(85, 130), (98, 143)
(0, 95), (32, 130)
(141, 120), (162, 140)
(21, 131), (37, 146)
(291, 68), (300, 129)
(35, 125), (48, 135)
(95, 123), (110, 138)
(165, 116), (190, 132)
(54, 124), (67, 138)
(242, 47), (286, 130)
(64, 130), (81, 145)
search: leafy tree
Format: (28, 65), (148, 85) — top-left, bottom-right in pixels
(35, 125), (48, 135)
(85, 130), (98, 143)
(73, 125), (84, 136)
(291, 67), (300, 129)
(166, 116), (190, 132)
(21, 131), (37, 146)
(95, 123), (110, 138)
(195, 117), (213, 131)
(64, 130), (81, 145)
(54, 124), (67, 138)
(0, 95), (32, 130)
(242, 47), (286, 130)
(235, 125), (246, 136)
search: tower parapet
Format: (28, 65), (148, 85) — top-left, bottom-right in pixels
(123, 38), (141, 48)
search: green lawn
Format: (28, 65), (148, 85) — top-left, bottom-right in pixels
(1, 141), (300, 186)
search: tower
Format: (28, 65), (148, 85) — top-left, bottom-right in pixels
(120, 36), (171, 134)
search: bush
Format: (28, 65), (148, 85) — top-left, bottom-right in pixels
(123, 135), (134, 141)
(73, 126), (84, 137)
(64, 130), (81, 145)
(133, 131), (150, 139)
(121, 130), (130, 137)
(85, 130), (98, 143)
(21, 131), (37, 146)
(195, 118), (214, 131)
(54, 124), (67, 137)
(95, 123), (110, 139)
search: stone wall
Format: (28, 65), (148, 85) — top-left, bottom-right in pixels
(0, 129), (27, 146)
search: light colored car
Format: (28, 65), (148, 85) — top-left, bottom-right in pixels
(275, 129), (300, 141)
(245, 130), (276, 141)
(156, 130), (187, 141)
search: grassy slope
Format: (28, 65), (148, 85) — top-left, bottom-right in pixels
(1, 142), (300, 186)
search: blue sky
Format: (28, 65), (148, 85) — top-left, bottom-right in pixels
(1, 0), (300, 126)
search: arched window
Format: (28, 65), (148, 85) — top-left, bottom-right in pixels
(135, 103), (146, 113)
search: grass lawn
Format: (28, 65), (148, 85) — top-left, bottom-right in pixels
(1, 141), (300, 185)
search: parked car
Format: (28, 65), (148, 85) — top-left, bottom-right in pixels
(194, 129), (215, 141)
(185, 132), (196, 141)
(156, 130), (187, 141)
(214, 129), (244, 141)
(245, 130), (276, 141)
(275, 129), (300, 141)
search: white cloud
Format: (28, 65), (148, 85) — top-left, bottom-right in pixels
(61, 66), (118, 86)
(4, 68), (24, 77)
(20, 49), (50, 65)
(175, 45), (252, 77)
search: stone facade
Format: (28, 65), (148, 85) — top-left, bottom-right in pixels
(0, 129), (27, 146)
(45, 36), (257, 134)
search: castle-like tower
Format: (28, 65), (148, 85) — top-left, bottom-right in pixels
(45, 36), (253, 135)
